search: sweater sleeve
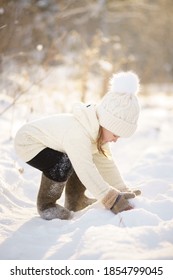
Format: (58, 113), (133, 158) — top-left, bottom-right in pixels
(93, 145), (127, 191)
(63, 130), (112, 200)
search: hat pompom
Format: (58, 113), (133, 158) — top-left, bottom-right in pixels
(109, 71), (140, 95)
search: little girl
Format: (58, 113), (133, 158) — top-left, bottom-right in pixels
(14, 71), (141, 220)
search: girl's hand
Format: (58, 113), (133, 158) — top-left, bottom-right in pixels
(102, 189), (135, 215)
(121, 187), (141, 196)
(110, 192), (134, 214)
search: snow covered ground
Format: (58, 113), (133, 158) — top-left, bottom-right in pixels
(0, 82), (173, 260)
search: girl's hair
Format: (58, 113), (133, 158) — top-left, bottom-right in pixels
(96, 127), (107, 157)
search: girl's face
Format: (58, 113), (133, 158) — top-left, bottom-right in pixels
(101, 127), (120, 144)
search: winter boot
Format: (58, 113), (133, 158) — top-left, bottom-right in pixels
(37, 173), (72, 220)
(64, 171), (96, 212)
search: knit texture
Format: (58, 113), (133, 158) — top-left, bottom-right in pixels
(102, 189), (136, 214)
(102, 189), (120, 209)
(96, 71), (140, 137)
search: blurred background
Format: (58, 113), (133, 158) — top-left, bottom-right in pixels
(0, 0), (173, 119)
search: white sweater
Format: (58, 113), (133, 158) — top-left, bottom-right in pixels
(14, 103), (126, 200)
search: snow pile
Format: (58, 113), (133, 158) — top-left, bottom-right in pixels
(0, 91), (173, 260)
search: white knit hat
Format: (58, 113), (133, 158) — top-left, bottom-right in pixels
(96, 71), (140, 137)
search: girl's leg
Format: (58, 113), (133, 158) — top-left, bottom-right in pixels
(65, 171), (96, 212)
(27, 148), (73, 220)
(27, 148), (73, 182)
(37, 173), (71, 220)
